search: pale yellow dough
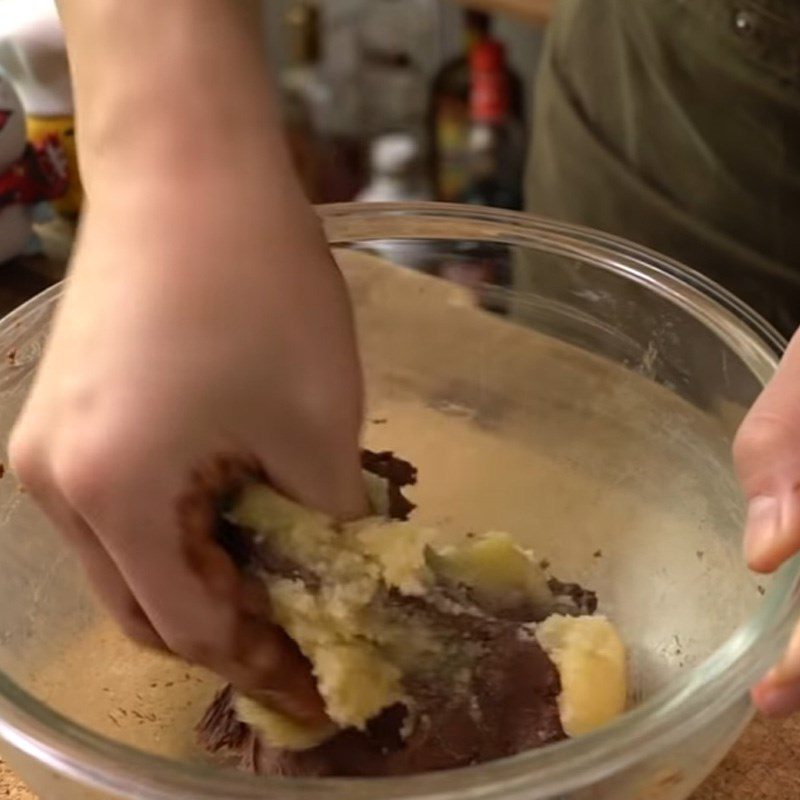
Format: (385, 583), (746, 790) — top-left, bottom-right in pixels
(429, 532), (553, 615)
(230, 481), (439, 739)
(535, 614), (627, 737)
(229, 480), (628, 750)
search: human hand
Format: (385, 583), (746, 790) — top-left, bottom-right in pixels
(9, 180), (366, 723)
(734, 328), (800, 716)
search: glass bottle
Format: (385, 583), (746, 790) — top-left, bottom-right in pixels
(459, 39), (525, 211)
(428, 12), (524, 202)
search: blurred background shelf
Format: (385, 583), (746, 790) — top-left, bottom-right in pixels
(263, 0), (544, 214)
(445, 0), (554, 25)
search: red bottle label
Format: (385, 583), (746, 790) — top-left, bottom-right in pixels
(470, 40), (510, 123)
(471, 71), (509, 122)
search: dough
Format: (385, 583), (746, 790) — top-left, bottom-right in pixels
(536, 614), (627, 737)
(197, 451), (627, 776)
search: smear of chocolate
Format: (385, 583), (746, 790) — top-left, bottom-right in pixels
(197, 581), (571, 777)
(179, 454), (266, 573)
(547, 578), (598, 616)
(197, 630), (565, 777)
(197, 684), (253, 757)
(360, 449), (417, 520)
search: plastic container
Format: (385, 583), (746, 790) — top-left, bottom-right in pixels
(0, 203), (794, 800)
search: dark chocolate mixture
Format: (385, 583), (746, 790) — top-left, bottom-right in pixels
(197, 451), (594, 777)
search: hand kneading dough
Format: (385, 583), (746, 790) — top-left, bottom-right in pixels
(535, 614), (627, 736)
(228, 480), (627, 750)
(230, 482), (436, 734)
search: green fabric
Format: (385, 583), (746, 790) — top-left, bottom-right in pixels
(526, 0), (800, 336)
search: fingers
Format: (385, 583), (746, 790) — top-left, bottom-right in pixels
(735, 331), (800, 717)
(250, 404), (368, 521)
(752, 620), (800, 717)
(58, 512), (167, 651)
(74, 453), (325, 724)
(10, 437), (165, 650)
(233, 613), (326, 723)
(176, 455), (326, 722)
(264, 439), (367, 522)
(13, 433), (326, 724)
(53, 506), (166, 650)
(103, 514), (324, 722)
(734, 331), (800, 574)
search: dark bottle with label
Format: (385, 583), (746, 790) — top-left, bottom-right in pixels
(428, 12), (523, 202)
(459, 39), (525, 211)
(436, 41), (523, 314)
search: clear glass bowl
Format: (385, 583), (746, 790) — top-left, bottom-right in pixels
(0, 203), (796, 800)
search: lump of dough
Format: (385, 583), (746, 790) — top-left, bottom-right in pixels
(217, 468), (627, 758)
(535, 614), (627, 737)
(228, 481), (443, 737)
(429, 531), (552, 617)
(356, 520), (436, 596)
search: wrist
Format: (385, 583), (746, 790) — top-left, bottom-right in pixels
(58, 0), (283, 188)
(83, 171), (324, 254)
(78, 167), (328, 278)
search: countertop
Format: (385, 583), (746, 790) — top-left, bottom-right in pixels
(0, 247), (798, 797)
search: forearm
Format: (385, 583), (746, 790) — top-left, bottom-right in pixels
(56, 0), (306, 212)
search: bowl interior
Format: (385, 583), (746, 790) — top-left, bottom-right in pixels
(0, 206), (783, 789)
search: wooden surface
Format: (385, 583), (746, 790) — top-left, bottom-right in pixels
(0, 757), (36, 800)
(445, 0), (555, 25)
(696, 716), (800, 798)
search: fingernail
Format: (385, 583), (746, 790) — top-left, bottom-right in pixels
(754, 680), (800, 717)
(744, 495), (782, 567)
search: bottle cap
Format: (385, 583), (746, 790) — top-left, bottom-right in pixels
(464, 10), (492, 38)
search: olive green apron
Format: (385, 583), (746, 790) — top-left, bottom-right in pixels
(526, 0), (800, 336)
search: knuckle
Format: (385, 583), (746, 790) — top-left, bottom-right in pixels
(50, 422), (156, 511)
(51, 445), (112, 509)
(9, 425), (47, 493)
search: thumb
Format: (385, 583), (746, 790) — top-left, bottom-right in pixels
(734, 330), (800, 574)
